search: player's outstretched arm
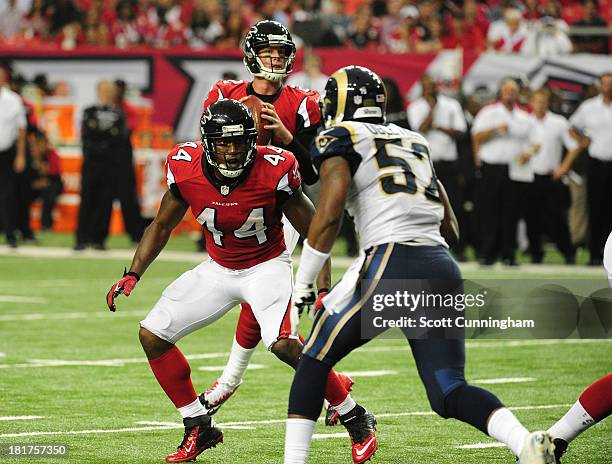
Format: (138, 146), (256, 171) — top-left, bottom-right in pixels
(306, 157), (352, 254)
(106, 190), (188, 311)
(291, 157), (351, 316)
(129, 190), (188, 276)
(438, 180), (459, 247)
(281, 187), (331, 292)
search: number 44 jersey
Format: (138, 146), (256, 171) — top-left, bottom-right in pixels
(166, 142), (301, 270)
(312, 121), (447, 250)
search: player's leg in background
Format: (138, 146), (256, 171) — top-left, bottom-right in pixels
(240, 252), (354, 418)
(204, 215), (302, 409)
(547, 373), (612, 460)
(478, 162), (504, 264)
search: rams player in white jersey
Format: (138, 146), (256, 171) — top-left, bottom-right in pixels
(283, 66), (557, 464)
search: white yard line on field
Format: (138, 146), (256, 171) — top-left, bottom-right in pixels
(0, 245), (607, 276)
(0, 404), (572, 439)
(0, 339), (609, 369)
(197, 363), (266, 372)
(0, 416), (44, 421)
(0, 310), (147, 322)
(472, 377), (536, 384)
(0, 295), (47, 304)
(457, 442), (506, 449)
(0, 352), (228, 369)
(135, 421), (255, 430)
(340, 370), (399, 377)
(313, 433), (349, 439)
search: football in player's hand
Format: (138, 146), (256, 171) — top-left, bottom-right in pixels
(242, 95), (272, 146)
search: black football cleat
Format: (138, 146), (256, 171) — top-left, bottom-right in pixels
(165, 415), (223, 463)
(340, 405), (378, 464)
(553, 438), (568, 463)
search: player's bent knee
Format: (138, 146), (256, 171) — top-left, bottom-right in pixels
(270, 337), (302, 368)
(139, 326), (173, 360)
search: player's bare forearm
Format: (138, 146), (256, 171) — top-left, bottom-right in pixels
(306, 157), (351, 254)
(281, 188), (331, 289)
(438, 127), (464, 140)
(438, 180), (459, 246)
(418, 111), (435, 133)
(473, 127), (499, 145)
(129, 191), (188, 276)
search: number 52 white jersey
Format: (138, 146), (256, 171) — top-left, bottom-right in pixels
(312, 121), (447, 250)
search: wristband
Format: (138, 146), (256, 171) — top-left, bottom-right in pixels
(318, 288), (329, 294)
(295, 240), (330, 287)
(124, 267), (141, 281)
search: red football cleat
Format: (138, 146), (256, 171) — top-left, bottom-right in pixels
(325, 373), (355, 426)
(340, 408), (378, 464)
(165, 416), (223, 463)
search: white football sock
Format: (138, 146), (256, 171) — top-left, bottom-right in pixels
(284, 418), (315, 464)
(487, 407), (529, 456)
(548, 400), (595, 443)
(219, 337), (256, 387)
(334, 394), (357, 416)
(178, 398), (207, 419)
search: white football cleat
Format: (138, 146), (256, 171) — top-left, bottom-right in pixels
(199, 379), (242, 415)
(518, 431), (557, 464)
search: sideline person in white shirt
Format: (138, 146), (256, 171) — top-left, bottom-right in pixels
(569, 73), (612, 265)
(471, 77), (533, 266)
(408, 75), (467, 256)
(0, 66), (27, 248)
(518, 89), (582, 264)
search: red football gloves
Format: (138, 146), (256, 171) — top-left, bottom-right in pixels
(311, 288), (328, 319)
(106, 268), (140, 312)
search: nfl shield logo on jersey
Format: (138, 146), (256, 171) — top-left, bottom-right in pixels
(221, 185), (230, 196)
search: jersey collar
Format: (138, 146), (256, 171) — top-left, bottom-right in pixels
(247, 81), (283, 104)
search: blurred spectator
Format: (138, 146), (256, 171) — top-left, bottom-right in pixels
(541, 0), (570, 31)
(521, 16), (573, 56)
(30, 130), (63, 231)
(287, 53), (328, 94)
(569, 72), (612, 265)
(347, 5), (379, 49)
(487, 8), (527, 52)
(471, 77), (534, 265)
(113, 79), (144, 243)
(442, 12), (486, 52)
(523, 0), (543, 22)
(83, 8), (112, 47)
(112, 0), (142, 48)
(21, 0), (50, 44)
(522, 89), (580, 263)
(320, 0), (352, 46)
(187, 0), (224, 48)
(379, 0), (406, 52)
(572, 0), (609, 54)
(143, 0), (187, 48)
(0, 66), (27, 248)
(415, 15), (444, 53)
(408, 74), (467, 257)
(75, 80), (129, 250)
(463, 0), (490, 39)
(383, 76), (410, 129)
(48, 0), (82, 36)
(215, 11), (243, 49)
(0, 0), (25, 40)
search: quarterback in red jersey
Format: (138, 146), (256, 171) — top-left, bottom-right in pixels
(200, 20), (356, 428)
(105, 100), (367, 462)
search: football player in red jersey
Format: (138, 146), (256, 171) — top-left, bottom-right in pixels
(106, 100), (368, 463)
(200, 20), (356, 426)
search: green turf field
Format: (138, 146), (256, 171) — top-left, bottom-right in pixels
(0, 243), (610, 464)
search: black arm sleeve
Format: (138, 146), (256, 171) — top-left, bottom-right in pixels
(286, 129), (319, 185)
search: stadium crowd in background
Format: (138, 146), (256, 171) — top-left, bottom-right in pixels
(0, 0), (610, 54)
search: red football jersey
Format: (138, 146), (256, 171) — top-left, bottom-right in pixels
(202, 80), (321, 145)
(165, 142), (302, 270)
